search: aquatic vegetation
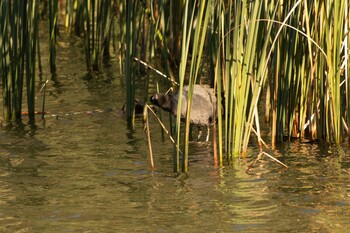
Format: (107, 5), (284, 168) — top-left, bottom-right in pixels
(0, 0), (349, 171)
(49, 0), (58, 74)
(0, 0), (39, 123)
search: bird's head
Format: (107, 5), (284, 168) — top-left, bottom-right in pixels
(150, 93), (173, 112)
(150, 93), (160, 105)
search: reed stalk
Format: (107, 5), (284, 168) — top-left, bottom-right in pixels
(174, 0), (190, 172)
(49, 0), (58, 74)
(0, 0), (347, 169)
(345, 0), (350, 142)
(81, 0), (113, 71)
(322, 0), (344, 143)
(0, 0), (11, 123)
(213, 0), (272, 158)
(50, 1), (350, 164)
(123, 0), (146, 126)
(183, 0), (211, 171)
(0, 0), (39, 124)
(26, 0), (39, 122)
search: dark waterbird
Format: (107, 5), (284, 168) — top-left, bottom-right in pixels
(150, 85), (218, 141)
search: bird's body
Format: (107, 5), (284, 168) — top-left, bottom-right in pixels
(150, 85), (217, 141)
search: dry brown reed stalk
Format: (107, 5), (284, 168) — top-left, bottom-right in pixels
(247, 150), (288, 173)
(144, 108), (154, 170)
(146, 104), (183, 155)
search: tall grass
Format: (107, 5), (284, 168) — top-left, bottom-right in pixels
(82, 0), (114, 71)
(0, 1), (348, 170)
(64, 0), (115, 71)
(211, 0), (274, 160)
(174, 0), (211, 172)
(212, 0), (349, 160)
(128, 0), (348, 169)
(0, 0), (38, 124)
(121, 0), (178, 126)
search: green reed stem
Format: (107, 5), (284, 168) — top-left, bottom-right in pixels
(183, 0), (211, 171)
(174, 0), (192, 173)
(0, 0), (39, 123)
(49, 0), (58, 74)
(124, 0), (135, 126)
(26, 0), (38, 122)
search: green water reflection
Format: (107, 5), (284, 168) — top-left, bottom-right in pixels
(0, 115), (349, 232)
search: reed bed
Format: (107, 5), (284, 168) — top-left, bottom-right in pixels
(142, 0), (349, 170)
(0, 0), (39, 123)
(1, 1), (349, 171)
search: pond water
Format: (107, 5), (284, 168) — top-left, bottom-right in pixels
(0, 29), (350, 233)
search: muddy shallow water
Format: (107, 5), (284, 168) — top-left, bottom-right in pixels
(0, 30), (349, 233)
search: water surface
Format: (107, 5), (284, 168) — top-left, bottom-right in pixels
(0, 29), (349, 233)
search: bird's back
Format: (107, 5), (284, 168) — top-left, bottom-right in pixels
(176, 85), (216, 126)
(151, 85), (217, 126)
